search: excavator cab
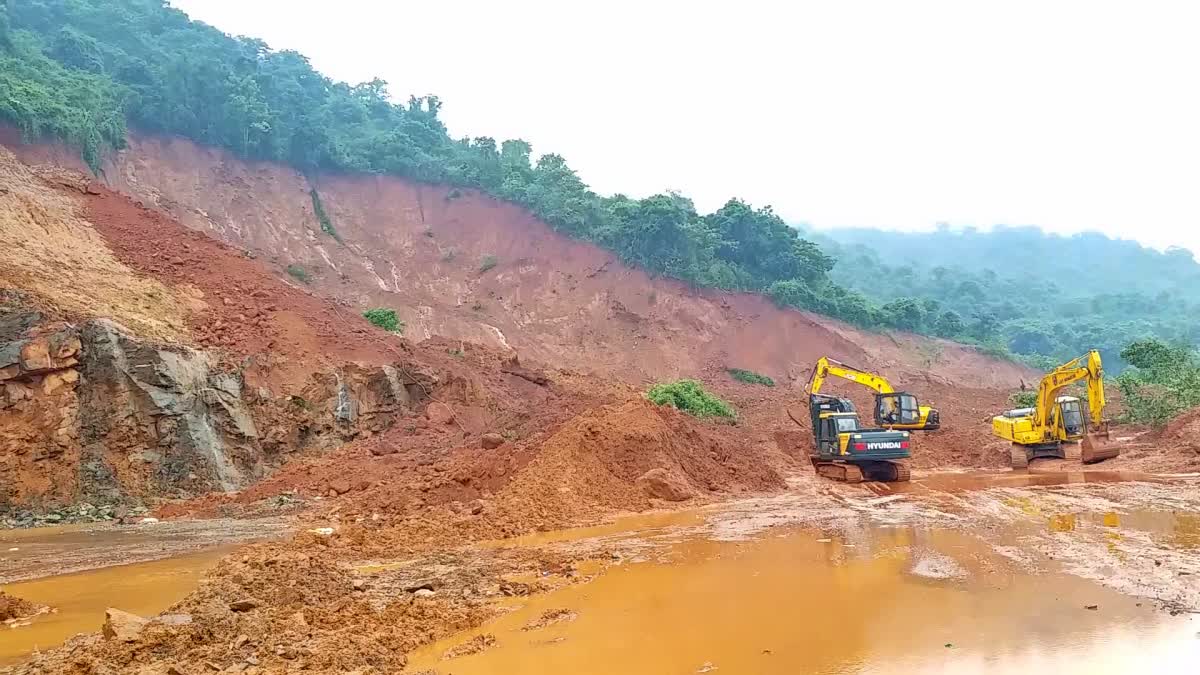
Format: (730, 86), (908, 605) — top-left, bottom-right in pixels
(1056, 396), (1085, 440)
(875, 393), (919, 427)
(874, 393), (940, 431)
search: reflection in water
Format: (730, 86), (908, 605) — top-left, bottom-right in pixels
(1173, 513), (1200, 549)
(1049, 513), (1078, 532)
(406, 524), (1199, 675)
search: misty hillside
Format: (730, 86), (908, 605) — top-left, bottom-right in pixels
(808, 225), (1200, 369)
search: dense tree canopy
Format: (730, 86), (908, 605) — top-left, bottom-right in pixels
(0, 0), (853, 318)
(2, 0), (1195, 370)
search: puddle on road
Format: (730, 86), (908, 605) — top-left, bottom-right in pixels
(409, 524), (1199, 674)
(409, 472), (1200, 675)
(0, 547), (229, 666)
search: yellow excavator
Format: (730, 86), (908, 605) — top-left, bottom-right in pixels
(992, 350), (1120, 468)
(808, 357), (940, 431)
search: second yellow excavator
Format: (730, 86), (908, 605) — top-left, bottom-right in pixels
(992, 350), (1121, 468)
(808, 357), (940, 431)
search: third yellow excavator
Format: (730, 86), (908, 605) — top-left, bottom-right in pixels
(808, 357), (940, 431)
(991, 349), (1121, 468)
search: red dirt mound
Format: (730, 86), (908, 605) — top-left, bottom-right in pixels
(0, 591), (41, 623)
(489, 399), (786, 524)
(1107, 408), (1200, 473)
(80, 183), (407, 388)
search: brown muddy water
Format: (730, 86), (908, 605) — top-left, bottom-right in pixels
(0, 549), (230, 666)
(3, 472), (1200, 672)
(409, 524), (1199, 674)
(0, 518), (287, 666)
(410, 471), (1200, 674)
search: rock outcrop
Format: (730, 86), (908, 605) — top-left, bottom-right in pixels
(0, 309), (432, 513)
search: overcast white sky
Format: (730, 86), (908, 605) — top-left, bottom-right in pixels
(171, 0), (1200, 254)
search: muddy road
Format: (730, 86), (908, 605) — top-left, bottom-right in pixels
(4, 470), (1199, 672)
(411, 470), (1200, 673)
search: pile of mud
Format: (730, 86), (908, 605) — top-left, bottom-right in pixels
(0, 591), (42, 623)
(8, 540), (541, 675)
(1105, 409), (1200, 474)
(333, 399), (790, 557)
(163, 393), (794, 552)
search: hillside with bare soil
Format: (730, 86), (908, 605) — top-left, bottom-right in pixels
(3, 128), (1033, 392)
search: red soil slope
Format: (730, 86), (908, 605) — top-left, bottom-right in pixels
(4, 128), (1035, 394)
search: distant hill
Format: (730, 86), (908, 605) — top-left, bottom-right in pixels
(806, 225), (1200, 370)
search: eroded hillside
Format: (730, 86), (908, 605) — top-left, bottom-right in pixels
(4, 128), (1032, 391)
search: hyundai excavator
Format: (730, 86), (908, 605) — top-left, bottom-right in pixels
(793, 357), (914, 483)
(804, 394), (912, 482)
(809, 357), (940, 431)
(992, 350), (1120, 468)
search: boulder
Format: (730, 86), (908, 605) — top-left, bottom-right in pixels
(229, 600), (259, 612)
(636, 468), (694, 502)
(480, 433), (505, 449)
(102, 608), (149, 642)
(328, 478), (352, 495)
(425, 402), (456, 426)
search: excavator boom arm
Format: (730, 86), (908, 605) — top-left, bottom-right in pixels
(1032, 350), (1105, 428)
(807, 357), (896, 395)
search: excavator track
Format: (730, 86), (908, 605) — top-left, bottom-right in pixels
(813, 461), (864, 483)
(1010, 445), (1029, 469)
(812, 460), (909, 483)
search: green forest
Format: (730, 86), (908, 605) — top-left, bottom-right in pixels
(809, 226), (1200, 370)
(2, 0), (1197, 372)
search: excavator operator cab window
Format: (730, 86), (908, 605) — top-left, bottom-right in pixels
(1059, 398), (1085, 435)
(834, 417), (860, 433)
(877, 394), (920, 426)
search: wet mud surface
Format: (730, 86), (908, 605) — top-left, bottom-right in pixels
(0, 517), (289, 584)
(412, 470), (1200, 674)
(4, 470), (1199, 672)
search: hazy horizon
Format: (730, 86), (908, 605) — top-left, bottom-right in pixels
(170, 0), (1200, 255)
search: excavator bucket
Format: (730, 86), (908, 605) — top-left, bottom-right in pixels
(1081, 422), (1121, 464)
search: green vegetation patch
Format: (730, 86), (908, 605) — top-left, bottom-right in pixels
(646, 380), (736, 419)
(362, 308), (405, 334)
(1008, 390), (1037, 408)
(286, 264), (311, 284)
(727, 368), (775, 387)
(309, 188), (341, 242)
(1115, 339), (1200, 426)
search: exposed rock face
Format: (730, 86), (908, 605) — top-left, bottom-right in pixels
(0, 312), (432, 513)
(76, 318), (261, 500)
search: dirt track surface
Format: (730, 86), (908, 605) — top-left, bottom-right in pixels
(0, 518), (289, 584)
